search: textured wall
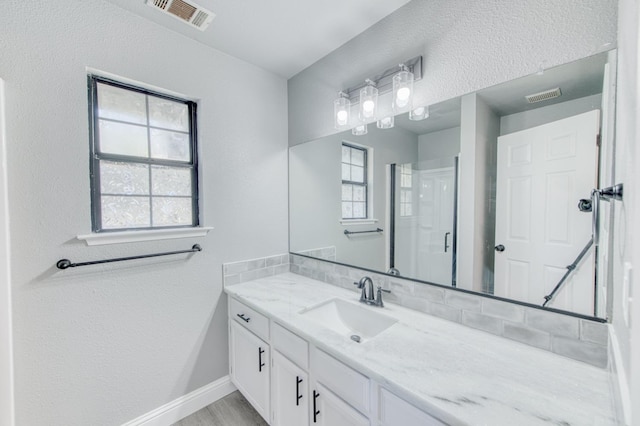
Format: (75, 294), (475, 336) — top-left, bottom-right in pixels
(288, 0), (618, 146)
(0, 1), (288, 425)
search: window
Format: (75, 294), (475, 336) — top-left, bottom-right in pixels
(341, 143), (368, 219)
(88, 76), (198, 231)
(399, 163), (413, 217)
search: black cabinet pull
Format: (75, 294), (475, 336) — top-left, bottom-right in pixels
(258, 347), (265, 372)
(313, 390), (320, 423)
(296, 376), (303, 406)
(444, 231), (451, 252)
(236, 313), (251, 323)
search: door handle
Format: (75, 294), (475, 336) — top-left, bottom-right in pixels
(296, 376), (303, 406)
(444, 232), (451, 252)
(313, 390), (320, 423)
(495, 244), (505, 252)
(258, 347), (265, 372)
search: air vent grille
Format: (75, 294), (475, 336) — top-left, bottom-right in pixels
(525, 87), (562, 104)
(147, 0), (215, 31)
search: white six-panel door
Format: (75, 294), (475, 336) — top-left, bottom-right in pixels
(494, 110), (600, 314)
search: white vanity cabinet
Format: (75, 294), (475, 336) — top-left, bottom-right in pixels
(228, 296), (444, 426)
(229, 300), (270, 422)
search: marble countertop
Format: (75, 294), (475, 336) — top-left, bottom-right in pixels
(224, 273), (618, 426)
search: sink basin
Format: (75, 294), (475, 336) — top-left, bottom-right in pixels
(299, 298), (397, 342)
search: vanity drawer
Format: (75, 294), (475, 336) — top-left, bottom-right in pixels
(229, 298), (269, 341)
(271, 322), (309, 369)
(311, 347), (370, 415)
(379, 388), (445, 426)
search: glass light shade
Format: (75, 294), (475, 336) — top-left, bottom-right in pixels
(377, 115), (395, 129)
(409, 105), (429, 121)
(358, 80), (378, 123)
(392, 65), (414, 114)
(334, 92), (351, 130)
(352, 124), (368, 136)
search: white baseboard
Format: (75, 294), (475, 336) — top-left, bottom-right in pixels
(122, 376), (237, 426)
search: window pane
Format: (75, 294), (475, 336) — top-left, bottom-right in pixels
(353, 185), (365, 201)
(401, 174), (412, 187)
(342, 202), (353, 219)
(152, 166), (191, 196)
(152, 197), (193, 226)
(150, 128), (191, 162)
(98, 119), (148, 157)
(351, 165), (364, 183)
(101, 196), (150, 229)
(342, 146), (350, 163)
(100, 161), (149, 195)
(353, 202), (365, 218)
(405, 204), (412, 216)
(148, 96), (189, 131)
(97, 83), (147, 125)
(351, 148), (364, 166)
(342, 184), (353, 201)
(341, 164), (351, 181)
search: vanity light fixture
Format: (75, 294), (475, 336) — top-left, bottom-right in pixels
(334, 91), (351, 130)
(392, 63), (414, 114)
(352, 124), (368, 136)
(377, 115), (395, 129)
(409, 105), (429, 121)
(359, 79), (379, 123)
(334, 56), (423, 130)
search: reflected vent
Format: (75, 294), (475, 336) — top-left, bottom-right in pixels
(525, 87), (562, 104)
(147, 0), (215, 31)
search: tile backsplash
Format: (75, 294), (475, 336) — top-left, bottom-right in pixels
(223, 253), (289, 286)
(223, 252), (609, 368)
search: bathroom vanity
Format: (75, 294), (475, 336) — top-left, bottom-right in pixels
(226, 272), (617, 426)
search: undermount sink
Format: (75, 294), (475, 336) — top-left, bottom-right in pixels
(299, 298), (398, 342)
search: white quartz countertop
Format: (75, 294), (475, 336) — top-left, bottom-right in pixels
(224, 273), (618, 426)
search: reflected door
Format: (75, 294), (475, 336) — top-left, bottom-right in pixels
(494, 110), (599, 314)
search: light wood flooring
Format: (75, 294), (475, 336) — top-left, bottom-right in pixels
(173, 391), (268, 426)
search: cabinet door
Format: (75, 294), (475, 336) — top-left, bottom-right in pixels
(272, 350), (309, 426)
(311, 383), (369, 426)
(230, 321), (270, 421)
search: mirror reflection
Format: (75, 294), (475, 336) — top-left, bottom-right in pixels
(289, 51), (615, 318)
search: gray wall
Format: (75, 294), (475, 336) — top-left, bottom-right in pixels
(418, 127), (461, 161)
(290, 126), (417, 271)
(500, 94), (603, 135)
(288, 0), (618, 147)
(0, 1), (288, 425)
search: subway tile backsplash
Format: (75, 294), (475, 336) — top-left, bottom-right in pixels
(224, 253), (609, 368)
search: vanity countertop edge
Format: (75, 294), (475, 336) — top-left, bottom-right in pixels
(224, 272), (618, 426)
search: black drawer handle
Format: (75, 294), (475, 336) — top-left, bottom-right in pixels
(296, 376), (303, 406)
(313, 390), (320, 422)
(237, 313), (251, 323)
(258, 347), (265, 372)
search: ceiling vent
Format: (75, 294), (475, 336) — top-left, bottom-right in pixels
(147, 0), (215, 31)
(525, 87), (562, 104)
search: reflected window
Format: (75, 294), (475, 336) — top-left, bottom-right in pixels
(88, 75), (199, 231)
(400, 163), (413, 216)
(341, 143), (368, 219)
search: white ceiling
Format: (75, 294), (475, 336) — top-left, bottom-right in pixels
(103, 0), (412, 79)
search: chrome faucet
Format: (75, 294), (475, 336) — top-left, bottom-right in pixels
(353, 276), (391, 307)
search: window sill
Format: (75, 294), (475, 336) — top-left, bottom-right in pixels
(77, 227), (214, 246)
(339, 219), (379, 226)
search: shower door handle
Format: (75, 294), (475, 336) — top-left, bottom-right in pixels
(495, 244), (505, 252)
(444, 232), (451, 252)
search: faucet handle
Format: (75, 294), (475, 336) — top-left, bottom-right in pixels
(375, 286), (391, 307)
(353, 281), (362, 288)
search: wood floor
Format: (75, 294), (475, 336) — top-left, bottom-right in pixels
(173, 391), (268, 426)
